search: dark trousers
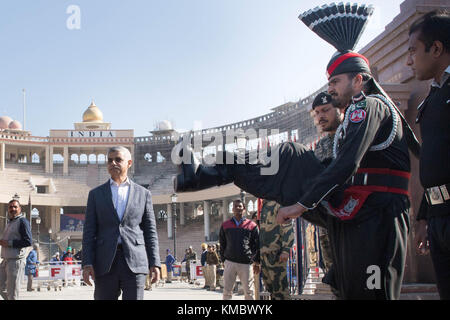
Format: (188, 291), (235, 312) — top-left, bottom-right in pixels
(428, 215), (450, 300)
(94, 249), (146, 300)
(324, 194), (410, 300)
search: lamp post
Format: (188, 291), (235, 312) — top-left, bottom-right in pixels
(48, 228), (52, 260)
(171, 193), (178, 261)
(240, 190), (246, 203)
(56, 235), (60, 258)
(36, 216), (41, 244)
(35, 216), (41, 260)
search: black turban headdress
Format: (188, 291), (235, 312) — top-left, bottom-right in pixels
(298, 2), (421, 158)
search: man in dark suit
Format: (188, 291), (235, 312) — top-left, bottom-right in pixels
(82, 146), (161, 300)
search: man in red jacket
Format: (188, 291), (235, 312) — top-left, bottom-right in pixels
(219, 199), (260, 300)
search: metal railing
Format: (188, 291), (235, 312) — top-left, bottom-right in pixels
(26, 261), (83, 291)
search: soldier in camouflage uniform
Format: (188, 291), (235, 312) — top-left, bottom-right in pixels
(311, 92), (344, 275)
(182, 246), (197, 284)
(215, 243), (224, 289)
(259, 199), (294, 300)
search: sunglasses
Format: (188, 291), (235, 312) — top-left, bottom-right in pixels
(107, 157), (125, 164)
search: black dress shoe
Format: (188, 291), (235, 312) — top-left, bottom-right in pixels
(175, 141), (325, 208)
(173, 141), (234, 192)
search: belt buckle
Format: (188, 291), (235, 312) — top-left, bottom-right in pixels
(440, 184), (450, 201)
(427, 186), (445, 205)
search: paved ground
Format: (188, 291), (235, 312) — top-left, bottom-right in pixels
(18, 280), (244, 300)
(9, 280), (440, 300)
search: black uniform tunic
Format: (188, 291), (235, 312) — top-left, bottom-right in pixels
(294, 93), (410, 300)
(415, 66), (450, 299)
(175, 92), (412, 300)
(232, 92), (412, 299)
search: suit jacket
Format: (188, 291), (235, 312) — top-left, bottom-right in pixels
(82, 179), (161, 277)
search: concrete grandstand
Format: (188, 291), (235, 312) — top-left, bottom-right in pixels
(0, 0), (447, 296)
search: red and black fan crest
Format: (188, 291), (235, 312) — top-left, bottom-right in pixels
(299, 2), (374, 52)
(299, 3), (374, 79)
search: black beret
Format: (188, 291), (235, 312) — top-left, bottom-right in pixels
(312, 92), (332, 109)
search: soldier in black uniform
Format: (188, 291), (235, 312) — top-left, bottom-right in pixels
(407, 10), (450, 300)
(278, 4), (422, 299)
(278, 67), (415, 300)
(173, 4), (420, 299)
(311, 92), (343, 296)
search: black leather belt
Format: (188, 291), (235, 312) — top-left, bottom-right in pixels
(350, 172), (410, 191)
(349, 168), (410, 194)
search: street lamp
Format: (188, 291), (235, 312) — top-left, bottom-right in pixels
(36, 216), (41, 244)
(171, 193), (178, 261)
(48, 228), (52, 261)
(240, 190), (246, 203)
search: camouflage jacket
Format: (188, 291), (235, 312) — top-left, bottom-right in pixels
(206, 251), (219, 265)
(184, 251), (197, 265)
(259, 200), (294, 255)
(313, 133), (335, 165)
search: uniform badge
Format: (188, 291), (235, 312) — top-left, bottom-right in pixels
(427, 187), (444, 205)
(349, 109), (366, 123)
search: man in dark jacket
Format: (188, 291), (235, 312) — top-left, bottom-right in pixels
(200, 243), (208, 288)
(0, 199), (33, 300)
(205, 244), (220, 291)
(219, 199), (260, 300)
(407, 10), (450, 300)
(165, 249), (176, 283)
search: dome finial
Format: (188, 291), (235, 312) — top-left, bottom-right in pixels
(83, 99), (103, 122)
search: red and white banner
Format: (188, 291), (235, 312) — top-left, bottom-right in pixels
(34, 262), (82, 281)
(189, 261), (204, 280)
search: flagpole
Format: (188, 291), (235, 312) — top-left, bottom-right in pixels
(22, 89), (26, 131)
(28, 194), (32, 233)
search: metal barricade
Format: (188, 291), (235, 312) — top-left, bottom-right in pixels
(31, 261), (82, 291)
(188, 260), (204, 282)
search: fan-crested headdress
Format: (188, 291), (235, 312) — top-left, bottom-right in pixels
(299, 2), (374, 79)
(299, 2), (421, 158)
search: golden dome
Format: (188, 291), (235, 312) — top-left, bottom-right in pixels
(82, 101), (104, 123)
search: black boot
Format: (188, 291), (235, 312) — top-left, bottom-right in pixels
(174, 142), (324, 207)
(173, 143), (234, 192)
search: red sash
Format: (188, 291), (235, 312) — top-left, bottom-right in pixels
(328, 168), (410, 221)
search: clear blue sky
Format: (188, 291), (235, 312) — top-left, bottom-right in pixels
(0, 0), (402, 137)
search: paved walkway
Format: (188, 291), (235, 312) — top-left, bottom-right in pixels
(18, 280), (244, 300)
(11, 280), (440, 300)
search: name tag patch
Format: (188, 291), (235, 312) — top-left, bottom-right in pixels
(349, 109), (367, 123)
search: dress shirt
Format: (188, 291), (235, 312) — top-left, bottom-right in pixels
(110, 177), (131, 244)
(232, 216), (245, 227)
(431, 65), (450, 88)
